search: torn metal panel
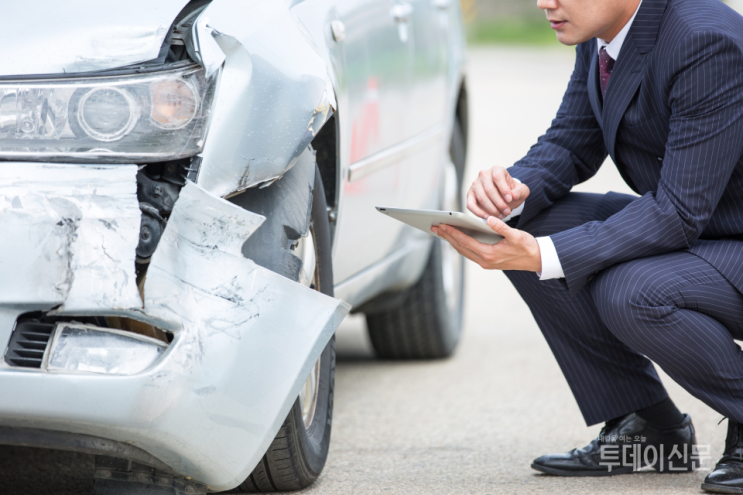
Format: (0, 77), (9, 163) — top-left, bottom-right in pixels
(0, 1), (190, 76)
(0, 163), (141, 310)
(141, 181), (351, 487)
(182, 16), (226, 79)
(194, 0), (335, 197)
(308, 82), (336, 138)
(0, 176), (349, 491)
(142, 181), (268, 331)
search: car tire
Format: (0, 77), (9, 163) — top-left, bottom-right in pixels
(365, 118), (466, 359)
(231, 156), (335, 492)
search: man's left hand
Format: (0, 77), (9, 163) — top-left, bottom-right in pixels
(431, 217), (542, 272)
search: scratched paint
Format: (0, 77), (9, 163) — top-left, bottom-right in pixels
(0, 163), (141, 309)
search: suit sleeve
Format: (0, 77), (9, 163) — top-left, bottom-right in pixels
(507, 42), (608, 227)
(551, 32), (743, 294)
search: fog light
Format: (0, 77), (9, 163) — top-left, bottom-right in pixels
(48, 323), (166, 375)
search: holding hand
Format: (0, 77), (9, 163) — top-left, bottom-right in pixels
(467, 166), (530, 219)
(431, 216), (542, 273)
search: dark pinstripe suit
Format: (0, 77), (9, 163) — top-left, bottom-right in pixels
(506, 0), (743, 426)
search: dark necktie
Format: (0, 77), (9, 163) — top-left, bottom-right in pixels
(599, 46), (615, 97)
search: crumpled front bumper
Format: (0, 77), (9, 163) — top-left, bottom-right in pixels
(0, 163), (349, 491)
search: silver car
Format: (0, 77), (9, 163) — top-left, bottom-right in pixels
(0, 0), (467, 493)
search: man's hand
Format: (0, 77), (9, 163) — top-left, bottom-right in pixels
(431, 216), (542, 272)
(468, 166), (530, 219)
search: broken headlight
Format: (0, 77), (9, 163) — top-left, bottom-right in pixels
(0, 63), (217, 163)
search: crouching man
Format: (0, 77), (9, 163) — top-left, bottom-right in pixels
(433, 0), (743, 491)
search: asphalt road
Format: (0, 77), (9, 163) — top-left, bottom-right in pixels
(0, 47), (730, 495)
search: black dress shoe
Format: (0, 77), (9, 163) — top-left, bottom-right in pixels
(702, 419), (743, 493)
(531, 413), (697, 476)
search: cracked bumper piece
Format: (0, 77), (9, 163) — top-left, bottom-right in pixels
(0, 164), (350, 491)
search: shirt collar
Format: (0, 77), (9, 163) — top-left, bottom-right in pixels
(597, 0), (643, 60)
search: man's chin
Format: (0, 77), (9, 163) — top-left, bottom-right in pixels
(555, 30), (590, 46)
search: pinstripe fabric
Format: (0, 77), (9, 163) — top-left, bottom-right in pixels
(508, 0), (743, 295)
(503, 0), (743, 425)
(507, 193), (669, 426)
(592, 252), (743, 425)
(511, 193), (743, 425)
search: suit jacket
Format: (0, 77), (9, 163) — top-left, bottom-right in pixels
(508, 0), (743, 295)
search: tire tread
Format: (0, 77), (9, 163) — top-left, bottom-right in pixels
(365, 117), (466, 360)
(366, 242), (454, 359)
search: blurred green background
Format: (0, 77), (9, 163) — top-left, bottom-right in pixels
(464, 0), (743, 45)
(462, 0), (559, 46)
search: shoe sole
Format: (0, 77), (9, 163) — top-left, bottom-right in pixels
(701, 483), (743, 494)
(531, 463), (635, 477)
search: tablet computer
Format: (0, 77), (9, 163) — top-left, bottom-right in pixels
(376, 207), (504, 245)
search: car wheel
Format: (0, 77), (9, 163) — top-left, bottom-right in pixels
(232, 160), (335, 492)
(365, 119), (466, 359)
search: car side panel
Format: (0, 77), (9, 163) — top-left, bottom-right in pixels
(329, 0), (416, 284)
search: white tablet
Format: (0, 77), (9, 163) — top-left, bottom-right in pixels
(376, 207), (504, 245)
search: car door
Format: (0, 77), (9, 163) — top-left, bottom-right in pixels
(397, 0), (451, 213)
(407, 0), (449, 139)
(332, 0), (416, 284)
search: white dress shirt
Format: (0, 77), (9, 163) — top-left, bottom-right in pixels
(509, 1), (643, 280)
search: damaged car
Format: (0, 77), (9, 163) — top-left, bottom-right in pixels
(0, 0), (467, 493)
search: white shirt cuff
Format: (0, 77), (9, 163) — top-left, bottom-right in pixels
(502, 201), (524, 222)
(535, 236), (565, 280)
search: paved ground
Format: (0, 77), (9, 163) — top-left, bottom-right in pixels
(0, 47), (730, 494)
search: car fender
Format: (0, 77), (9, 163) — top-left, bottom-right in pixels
(192, 0), (338, 198)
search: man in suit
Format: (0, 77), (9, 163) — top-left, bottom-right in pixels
(432, 0), (743, 490)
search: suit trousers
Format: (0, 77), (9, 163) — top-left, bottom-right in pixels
(507, 192), (743, 426)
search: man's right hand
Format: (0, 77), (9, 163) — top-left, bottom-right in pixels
(467, 166), (530, 219)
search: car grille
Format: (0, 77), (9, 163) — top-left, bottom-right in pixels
(4, 320), (55, 368)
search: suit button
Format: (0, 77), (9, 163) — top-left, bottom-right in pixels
(657, 157), (663, 161)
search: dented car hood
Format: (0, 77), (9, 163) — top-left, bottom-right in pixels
(0, 0), (192, 77)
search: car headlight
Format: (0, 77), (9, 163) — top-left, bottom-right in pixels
(0, 63), (216, 162)
(48, 323), (166, 375)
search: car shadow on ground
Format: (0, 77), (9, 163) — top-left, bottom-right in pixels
(0, 445), (94, 495)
